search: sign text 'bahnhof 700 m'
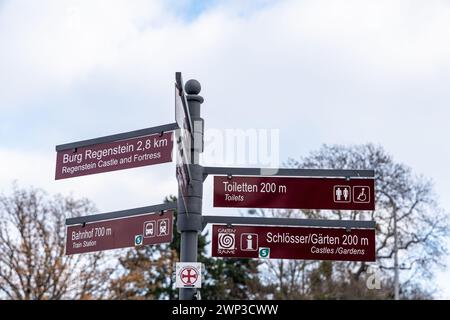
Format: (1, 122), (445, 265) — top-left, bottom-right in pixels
(214, 176), (375, 211)
(212, 224), (375, 262)
(65, 211), (174, 255)
(55, 132), (173, 180)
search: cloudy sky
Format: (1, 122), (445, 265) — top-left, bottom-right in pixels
(1, 0), (449, 298)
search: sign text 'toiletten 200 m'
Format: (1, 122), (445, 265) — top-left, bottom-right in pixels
(212, 224), (375, 262)
(214, 176), (375, 211)
(55, 132), (173, 180)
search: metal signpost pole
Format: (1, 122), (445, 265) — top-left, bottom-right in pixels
(178, 79), (204, 300)
(394, 209), (399, 300)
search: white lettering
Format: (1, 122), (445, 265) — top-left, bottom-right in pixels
(222, 181), (258, 193)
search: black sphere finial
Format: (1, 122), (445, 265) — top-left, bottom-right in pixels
(185, 79), (201, 95)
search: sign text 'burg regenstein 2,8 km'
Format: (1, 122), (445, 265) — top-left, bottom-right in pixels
(55, 132), (173, 180)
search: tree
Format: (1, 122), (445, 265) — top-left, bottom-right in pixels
(0, 185), (111, 299)
(251, 144), (449, 299)
(109, 196), (262, 300)
(203, 257), (263, 300)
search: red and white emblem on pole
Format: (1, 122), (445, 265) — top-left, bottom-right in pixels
(176, 262), (202, 288)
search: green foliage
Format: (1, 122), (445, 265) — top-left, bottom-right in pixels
(109, 195), (262, 300)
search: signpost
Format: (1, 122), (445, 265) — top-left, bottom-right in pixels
(175, 78), (205, 300)
(65, 204), (175, 255)
(56, 73), (378, 300)
(175, 75), (192, 208)
(212, 224), (375, 262)
(55, 129), (174, 180)
(213, 175), (375, 211)
(175, 72), (193, 135)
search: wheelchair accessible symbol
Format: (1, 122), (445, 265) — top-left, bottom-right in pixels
(353, 186), (370, 203)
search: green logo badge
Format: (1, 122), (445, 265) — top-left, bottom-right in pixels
(135, 235), (143, 246)
(259, 247), (270, 258)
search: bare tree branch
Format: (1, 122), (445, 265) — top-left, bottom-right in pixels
(0, 185), (111, 300)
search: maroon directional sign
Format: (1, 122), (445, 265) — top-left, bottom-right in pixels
(212, 224), (375, 262)
(65, 211), (173, 255)
(175, 83), (192, 210)
(55, 132), (173, 180)
(214, 176), (375, 211)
